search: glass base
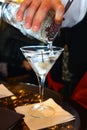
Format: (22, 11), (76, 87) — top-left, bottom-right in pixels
(29, 103), (55, 118)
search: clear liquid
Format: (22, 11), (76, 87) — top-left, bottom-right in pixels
(25, 51), (58, 77)
(21, 45), (64, 80)
(24, 50), (60, 76)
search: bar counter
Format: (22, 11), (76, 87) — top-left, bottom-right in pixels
(0, 82), (80, 130)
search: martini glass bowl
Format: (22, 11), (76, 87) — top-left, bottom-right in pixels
(20, 45), (64, 118)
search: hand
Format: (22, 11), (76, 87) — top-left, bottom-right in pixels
(16, 0), (65, 32)
(22, 60), (32, 70)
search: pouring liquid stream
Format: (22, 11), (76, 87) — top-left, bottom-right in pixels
(47, 42), (54, 55)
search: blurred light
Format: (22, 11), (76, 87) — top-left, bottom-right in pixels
(12, 0), (23, 3)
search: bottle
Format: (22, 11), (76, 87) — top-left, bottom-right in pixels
(0, 1), (60, 44)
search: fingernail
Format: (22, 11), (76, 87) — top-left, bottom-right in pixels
(25, 22), (31, 29)
(55, 10), (63, 20)
(32, 25), (39, 32)
(16, 15), (22, 21)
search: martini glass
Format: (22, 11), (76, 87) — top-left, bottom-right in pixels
(20, 45), (64, 118)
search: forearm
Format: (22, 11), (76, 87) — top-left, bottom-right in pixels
(61, 0), (87, 27)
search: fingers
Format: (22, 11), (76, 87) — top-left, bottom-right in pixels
(52, 0), (65, 24)
(31, 0), (51, 31)
(16, 0), (65, 31)
(24, 0), (41, 30)
(16, 0), (32, 21)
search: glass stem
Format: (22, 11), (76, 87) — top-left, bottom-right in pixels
(37, 75), (45, 103)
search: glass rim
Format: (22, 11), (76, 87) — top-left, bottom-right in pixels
(20, 45), (64, 52)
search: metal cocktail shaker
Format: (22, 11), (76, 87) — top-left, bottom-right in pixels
(0, 1), (60, 44)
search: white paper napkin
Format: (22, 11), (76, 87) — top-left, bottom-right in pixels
(0, 84), (14, 98)
(15, 98), (75, 130)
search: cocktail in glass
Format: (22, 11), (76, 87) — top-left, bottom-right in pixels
(20, 45), (64, 118)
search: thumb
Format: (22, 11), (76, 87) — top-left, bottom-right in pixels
(54, 4), (65, 24)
